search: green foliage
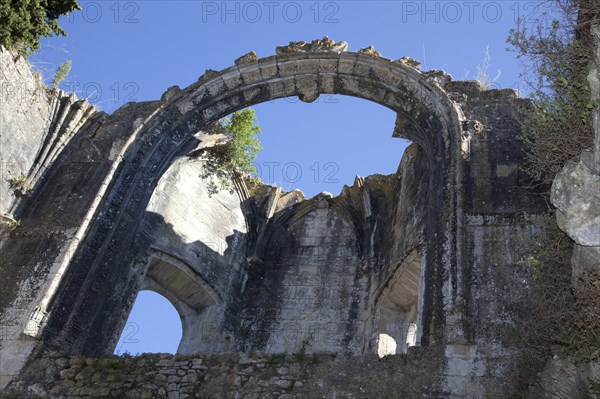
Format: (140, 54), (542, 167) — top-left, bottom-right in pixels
(515, 213), (573, 393)
(292, 348), (306, 362)
(52, 59), (71, 88)
(106, 361), (125, 370)
(591, 379), (600, 395)
(200, 108), (263, 193)
(265, 353), (286, 365)
(507, 5), (600, 394)
(507, 0), (598, 186)
(284, 379), (296, 392)
(6, 218), (20, 229)
(8, 173), (32, 195)
(310, 355), (321, 365)
(0, 0), (81, 55)
(219, 108), (262, 178)
(292, 334), (313, 362)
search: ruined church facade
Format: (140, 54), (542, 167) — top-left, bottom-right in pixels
(1, 41), (550, 397)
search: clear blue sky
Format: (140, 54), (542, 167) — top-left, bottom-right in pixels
(31, 0), (556, 355)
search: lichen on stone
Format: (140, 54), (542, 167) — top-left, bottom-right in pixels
(235, 51), (259, 66)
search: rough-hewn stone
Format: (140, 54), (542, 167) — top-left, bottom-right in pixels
(551, 152), (600, 247)
(3, 351), (444, 399)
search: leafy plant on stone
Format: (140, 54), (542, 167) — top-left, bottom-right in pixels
(8, 174), (32, 196)
(506, 0), (599, 187)
(507, 3), (600, 395)
(200, 108), (262, 194)
(293, 333), (314, 362)
(6, 218), (20, 229)
(0, 0), (81, 56)
(265, 353), (286, 365)
(52, 60), (71, 88)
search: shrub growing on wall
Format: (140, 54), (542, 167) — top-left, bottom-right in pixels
(199, 108), (263, 193)
(507, 0), (599, 187)
(219, 108), (263, 179)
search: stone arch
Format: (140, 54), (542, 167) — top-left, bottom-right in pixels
(132, 251), (226, 354)
(371, 249), (423, 356)
(170, 52), (464, 159)
(38, 48), (468, 355)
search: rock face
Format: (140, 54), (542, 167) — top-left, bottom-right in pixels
(551, 151), (600, 247)
(551, 25), (600, 251)
(0, 44), (549, 397)
(551, 24), (600, 281)
(545, 24), (600, 398)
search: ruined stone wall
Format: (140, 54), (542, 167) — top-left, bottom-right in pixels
(2, 351), (444, 399)
(0, 47), (103, 388)
(0, 44), (559, 398)
(0, 48), (97, 215)
(418, 82), (549, 396)
(16, 50), (462, 366)
(100, 141), (429, 358)
(0, 48), (54, 214)
(134, 156), (251, 356)
(237, 145), (428, 356)
(0, 46), (165, 385)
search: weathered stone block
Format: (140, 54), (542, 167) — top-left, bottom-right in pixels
(551, 151), (600, 247)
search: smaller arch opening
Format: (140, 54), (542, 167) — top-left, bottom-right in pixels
(377, 333), (397, 358)
(114, 253), (225, 356)
(114, 290), (182, 355)
(374, 250), (422, 358)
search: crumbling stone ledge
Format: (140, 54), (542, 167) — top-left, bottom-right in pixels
(2, 350), (442, 399)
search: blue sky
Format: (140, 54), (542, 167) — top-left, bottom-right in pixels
(31, 0), (556, 354)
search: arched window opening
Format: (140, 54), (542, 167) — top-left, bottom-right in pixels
(377, 333), (397, 358)
(117, 253), (224, 355)
(406, 322), (418, 347)
(114, 290), (182, 355)
(375, 250), (422, 358)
